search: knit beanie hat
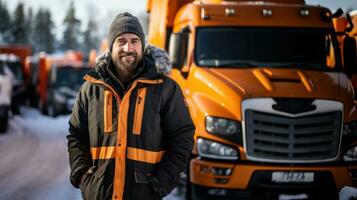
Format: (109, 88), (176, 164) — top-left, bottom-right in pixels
(108, 12), (145, 52)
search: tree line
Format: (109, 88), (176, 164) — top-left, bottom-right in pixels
(0, 0), (99, 56)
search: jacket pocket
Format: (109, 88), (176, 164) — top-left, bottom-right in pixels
(104, 90), (113, 133)
(80, 163), (110, 200)
(133, 88), (147, 135)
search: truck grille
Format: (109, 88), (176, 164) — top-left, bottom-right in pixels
(245, 110), (342, 162)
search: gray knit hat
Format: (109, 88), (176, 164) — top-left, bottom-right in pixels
(108, 12), (145, 52)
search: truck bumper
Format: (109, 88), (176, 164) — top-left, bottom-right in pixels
(190, 158), (357, 200)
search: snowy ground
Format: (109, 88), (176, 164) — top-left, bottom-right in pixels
(0, 106), (184, 200)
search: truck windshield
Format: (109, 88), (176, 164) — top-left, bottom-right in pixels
(195, 27), (341, 71)
(56, 67), (89, 90)
(7, 61), (24, 80)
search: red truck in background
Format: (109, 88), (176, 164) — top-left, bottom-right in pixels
(0, 45), (32, 114)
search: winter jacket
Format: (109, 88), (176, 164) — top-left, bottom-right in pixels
(67, 45), (195, 200)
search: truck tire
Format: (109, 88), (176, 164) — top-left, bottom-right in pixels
(47, 104), (57, 117)
(39, 101), (48, 115)
(11, 102), (20, 115)
(0, 107), (9, 133)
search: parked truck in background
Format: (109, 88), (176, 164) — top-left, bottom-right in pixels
(147, 0), (357, 199)
(0, 53), (26, 114)
(0, 45), (32, 114)
(0, 58), (12, 133)
(36, 51), (90, 117)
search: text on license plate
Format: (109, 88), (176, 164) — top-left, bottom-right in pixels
(272, 172), (314, 183)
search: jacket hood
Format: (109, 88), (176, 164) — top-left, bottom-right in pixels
(144, 44), (172, 75)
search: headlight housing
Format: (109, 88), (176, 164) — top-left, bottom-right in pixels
(343, 121), (357, 136)
(343, 146), (357, 162)
(205, 116), (242, 143)
(54, 92), (66, 103)
(342, 121), (357, 162)
(197, 138), (238, 160)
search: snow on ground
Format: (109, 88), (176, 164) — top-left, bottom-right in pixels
(0, 106), (183, 200)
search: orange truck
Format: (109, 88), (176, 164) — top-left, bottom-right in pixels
(0, 45), (31, 113)
(147, 0), (357, 199)
(35, 51), (90, 117)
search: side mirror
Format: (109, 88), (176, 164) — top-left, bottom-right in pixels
(343, 36), (357, 77)
(332, 8), (354, 34)
(169, 26), (190, 70)
(332, 8), (344, 18)
(169, 33), (184, 70)
(345, 13), (354, 33)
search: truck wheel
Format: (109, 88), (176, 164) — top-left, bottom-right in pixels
(11, 103), (20, 115)
(47, 104), (57, 117)
(0, 107), (9, 133)
(39, 101), (48, 115)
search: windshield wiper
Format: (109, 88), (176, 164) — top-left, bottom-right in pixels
(217, 61), (257, 67)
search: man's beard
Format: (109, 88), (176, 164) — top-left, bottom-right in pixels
(117, 51), (140, 72)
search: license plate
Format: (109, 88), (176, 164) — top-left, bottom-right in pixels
(272, 172), (314, 183)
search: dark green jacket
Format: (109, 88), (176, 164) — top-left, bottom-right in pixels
(67, 48), (195, 200)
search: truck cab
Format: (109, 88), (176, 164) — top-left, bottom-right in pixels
(37, 51), (90, 117)
(0, 53), (25, 114)
(148, 0), (357, 199)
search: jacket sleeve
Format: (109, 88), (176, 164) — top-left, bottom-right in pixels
(150, 77), (195, 197)
(67, 84), (92, 188)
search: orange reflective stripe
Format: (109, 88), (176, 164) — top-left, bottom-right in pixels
(133, 88), (147, 135)
(132, 79), (162, 135)
(113, 81), (138, 200)
(127, 147), (165, 164)
(104, 90), (113, 133)
(91, 146), (116, 160)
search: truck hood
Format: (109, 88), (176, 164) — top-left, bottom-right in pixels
(199, 67), (354, 114)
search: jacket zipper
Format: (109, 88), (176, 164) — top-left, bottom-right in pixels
(133, 88), (147, 135)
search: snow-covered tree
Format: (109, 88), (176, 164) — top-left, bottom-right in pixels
(32, 8), (55, 53)
(82, 18), (99, 57)
(0, 0), (13, 43)
(12, 2), (28, 44)
(62, 1), (81, 50)
(26, 7), (34, 46)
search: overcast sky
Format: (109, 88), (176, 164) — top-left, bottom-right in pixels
(3, 0), (357, 40)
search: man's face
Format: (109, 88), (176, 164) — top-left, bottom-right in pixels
(111, 33), (143, 74)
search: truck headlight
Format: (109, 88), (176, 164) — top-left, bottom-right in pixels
(206, 116), (242, 143)
(197, 138), (238, 160)
(343, 146), (357, 162)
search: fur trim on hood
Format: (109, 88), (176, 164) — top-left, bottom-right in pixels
(96, 44), (171, 75)
(144, 44), (172, 75)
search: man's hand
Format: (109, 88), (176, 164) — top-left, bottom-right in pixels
(79, 166), (97, 187)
